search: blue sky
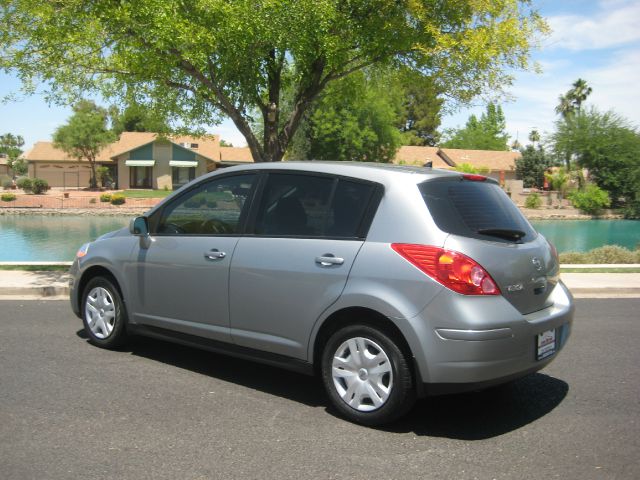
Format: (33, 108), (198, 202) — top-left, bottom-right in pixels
(1, 0), (639, 151)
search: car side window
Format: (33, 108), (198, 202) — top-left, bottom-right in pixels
(253, 173), (375, 238)
(157, 174), (256, 235)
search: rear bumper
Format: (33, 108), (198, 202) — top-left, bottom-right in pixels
(409, 280), (574, 394)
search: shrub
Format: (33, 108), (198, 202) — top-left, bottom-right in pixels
(100, 193), (112, 202)
(524, 193), (542, 209)
(16, 177), (32, 193)
(559, 245), (640, 264)
(569, 184), (611, 215)
(1, 193), (16, 202)
(31, 178), (50, 194)
(110, 194), (126, 205)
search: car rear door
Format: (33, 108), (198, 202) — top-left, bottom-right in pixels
(229, 172), (379, 359)
(419, 177), (559, 314)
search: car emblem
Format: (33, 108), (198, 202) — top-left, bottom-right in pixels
(532, 257), (543, 271)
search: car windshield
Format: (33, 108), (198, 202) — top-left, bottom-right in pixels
(418, 178), (537, 243)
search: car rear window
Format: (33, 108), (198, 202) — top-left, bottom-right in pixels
(418, 178), (537, 243)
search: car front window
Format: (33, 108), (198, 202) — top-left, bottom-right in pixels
(157, 174), (257, 235)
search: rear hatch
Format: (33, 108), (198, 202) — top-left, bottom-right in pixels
(419, 176), (559, 315)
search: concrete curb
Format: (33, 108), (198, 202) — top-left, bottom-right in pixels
(1, 273), (639, 300)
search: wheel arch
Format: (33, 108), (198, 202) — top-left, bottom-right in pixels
(76, 265), (124, 312)
(311, 306), (416, 377)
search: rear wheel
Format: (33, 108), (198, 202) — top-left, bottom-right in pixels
(82, 276), (128, 349)
(321, 324), (415, 426)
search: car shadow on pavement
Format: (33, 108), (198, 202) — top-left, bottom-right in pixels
(76, 330), (567, 436)
(75, 331), (325, 408)
(385, 373), (568, 439)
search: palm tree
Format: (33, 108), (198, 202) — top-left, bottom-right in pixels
(568, 78), (592, 113)
(528, 129), (540, 147)
(555, 94), (574, 119)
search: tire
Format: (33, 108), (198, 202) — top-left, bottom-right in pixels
(321, 324), (415, 426)
(81, 276), (128, 349)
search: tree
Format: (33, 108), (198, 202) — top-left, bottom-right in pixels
(515, 145), (554, 188)
(0, 133), (27, 175)
(555, 78), (592, 120)
(53, 100), (115, 189)
(110, 101), (169, 136)
(395, 71), (443, 146)
(301, 72), (402, 162)
(528, 129), (541, 146)
(568, 78), (592, 113)
(552, 107), (640, 211)
(1, 1), (546, 163)
(441, 103), (510, 150)
(219, 140), (234, 147)
(554, 79), (593, 170)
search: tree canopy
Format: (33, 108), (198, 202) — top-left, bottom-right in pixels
(110, 101), (170, 136)
(515, 145), (554, 188)
(552, 107), (640, 213)
(0, 133), (27, 175)
(1, 0), (546, 162)
(441, 103), (510, 150)
(53, 100), (115, 188)
(297, 71), (403, 162)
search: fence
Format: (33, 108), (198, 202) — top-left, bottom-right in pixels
(0, 193), (162, 210)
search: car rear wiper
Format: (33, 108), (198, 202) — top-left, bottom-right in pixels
(477, 228), (526, 241)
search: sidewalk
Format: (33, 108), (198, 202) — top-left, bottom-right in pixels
(0, 269), (639, 300)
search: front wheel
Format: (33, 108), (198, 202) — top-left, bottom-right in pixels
(82, 276), (128, 349)
(321, 325), (415, 426)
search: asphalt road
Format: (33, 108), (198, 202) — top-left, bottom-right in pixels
(1, 299), (638, 480)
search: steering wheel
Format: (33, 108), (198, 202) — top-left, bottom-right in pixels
(159, 222), (186, 234)
(201, 218), (233, 234)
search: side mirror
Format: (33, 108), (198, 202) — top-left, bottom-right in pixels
(130, 216), (149, 236)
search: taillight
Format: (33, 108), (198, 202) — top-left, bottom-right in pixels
(462, 174), (487, 182)
(391, 244), (500, 295)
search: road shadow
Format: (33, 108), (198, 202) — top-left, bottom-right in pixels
(76, 329), (567, 437)
(76, 330), (323, 408)
(386, 373), (568, 439)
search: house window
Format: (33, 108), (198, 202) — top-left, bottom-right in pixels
(172, 167), (196, 189)
(130, 166), (152, 188)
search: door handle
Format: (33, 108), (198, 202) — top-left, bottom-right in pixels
(315, 254), (344, 267)
(204, 249), (226, 260)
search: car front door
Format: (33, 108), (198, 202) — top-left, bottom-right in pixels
(229, 173), (379, 360)
(127, 173), (257, 342)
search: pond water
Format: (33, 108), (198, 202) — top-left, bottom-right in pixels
(0, 215), (131, 261)
(0, 215), (638, 261)
(530, 219), (640, 253)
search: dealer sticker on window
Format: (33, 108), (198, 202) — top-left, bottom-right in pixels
(536, 329), (556, 361)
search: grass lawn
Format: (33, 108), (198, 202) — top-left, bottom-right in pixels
(0, 265), (71, 271)
(121, 189), (173, 199)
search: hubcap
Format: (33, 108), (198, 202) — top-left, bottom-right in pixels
(85, 287), (116, 339)
(331, 337), (393, 412)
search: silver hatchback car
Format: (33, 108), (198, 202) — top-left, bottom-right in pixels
(70, 162), (574, 425)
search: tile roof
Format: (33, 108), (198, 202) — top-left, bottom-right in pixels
(393, 146), (451, 168)
(438, 148), (521, 171)
(219, 147), (254, 163)
(23, 132), (220, 163)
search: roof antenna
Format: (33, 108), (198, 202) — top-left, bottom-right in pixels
(423, 161), (433, 168)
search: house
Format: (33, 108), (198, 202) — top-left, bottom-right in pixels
(219, 146), (254, 166)
(21, 133), (522, 189)
(393, 145), (521, 182)
(22, 132), (227, 190)
(0, 154), (9, 176)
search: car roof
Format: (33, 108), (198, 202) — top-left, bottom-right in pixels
(219, 160), (462, 184)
